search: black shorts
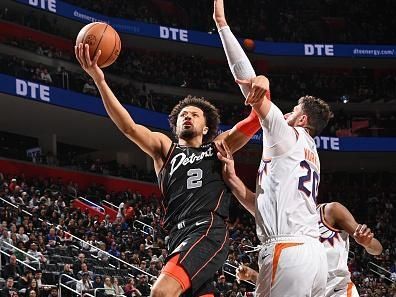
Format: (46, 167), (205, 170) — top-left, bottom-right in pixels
(166, 213), (229, 297)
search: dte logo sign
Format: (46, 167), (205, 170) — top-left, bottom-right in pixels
(16, 79), (51, 102)
(160, 26), (189, 42)
(28, 0), (57, 13)
(304, 44), (334, 56)
(314, 136), (340, 151)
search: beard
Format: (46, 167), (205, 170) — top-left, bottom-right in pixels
(178, 128), (196, 140)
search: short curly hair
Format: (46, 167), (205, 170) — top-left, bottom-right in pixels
(298, 95), (333, 136)
(169, 96), (220, 143)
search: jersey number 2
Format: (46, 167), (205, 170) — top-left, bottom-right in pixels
(298, 160), (319, 203)
(187, 168), (203, 189)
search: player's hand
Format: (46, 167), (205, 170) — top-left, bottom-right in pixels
(236, 76), (270, 106)
(236, 265), (257, 284)
(215, 140), (236, 178)
(213, 0), (227, 29)
(75, 43), (105, 83)
(353, 224), (374, 247)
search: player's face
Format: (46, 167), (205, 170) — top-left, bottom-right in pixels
(284, 104), (307, 127)
(176, 106), (208, 141)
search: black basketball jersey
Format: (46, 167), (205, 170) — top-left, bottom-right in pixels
(157, 142), (231, 230)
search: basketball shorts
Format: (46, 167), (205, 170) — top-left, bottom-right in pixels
(325, 277), (359, 297)
(164, 213), (229, 297)
(255, 235), (327, 297)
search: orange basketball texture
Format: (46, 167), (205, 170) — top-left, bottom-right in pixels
(243, 38), (255, 51)
(75, 22), (121, 68)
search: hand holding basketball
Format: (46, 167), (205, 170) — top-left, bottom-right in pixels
(75, 43), (104, 83)
(75, 22), (122, 83)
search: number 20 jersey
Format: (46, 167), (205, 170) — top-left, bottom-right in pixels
(255, 127), (320, 243)
(157, 143), (231, 230)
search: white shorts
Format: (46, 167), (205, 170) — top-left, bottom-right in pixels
(325, 278), (359, 297)
(255, 236), (327, 297)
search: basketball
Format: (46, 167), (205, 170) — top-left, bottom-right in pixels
(75, 22), (121, 68)
(243, 38), (255, 51)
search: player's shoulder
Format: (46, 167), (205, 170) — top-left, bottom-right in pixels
(323, 202), (348, 224)
(325, 202), (344, 213)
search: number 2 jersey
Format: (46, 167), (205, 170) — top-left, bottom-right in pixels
(255, 103), (321, 242)
(157, 143), (231, 230)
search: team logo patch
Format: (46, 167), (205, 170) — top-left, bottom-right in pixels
(173, 241), (188, 254)
(86, 35), (97, 46)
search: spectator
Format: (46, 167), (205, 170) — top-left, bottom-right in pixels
(112, 277), (124, 296)
(97, 242), (110, 263)
(34, 270), (45, 289)
(17, 270), (33, 293)
(103, 276), (115, 295)
(157, 248), (167, 264)
(93, 275), (103, 289)
(107, 241), (120, 257)
(2, 254), (23, 280)
(40, 68), (52, 84)
(77, 263), (94, 281)
(135, 275), (150, 297)
(216, 275), (231, 295)
(0, 229), (14, 254)
(9, 178), (17, 192)
(45, 228), (59, 248)
(0, 277), (18, 297)
(72, 253), (86, 275)
(25, 279), (40, 297)
(26, 243), (47, 264)
(46, 288), (58, 297)
(14, 241), (27, 261)
(123, 278), (142, 297)
(76, 272), (94, 296)
(82, 78), (98, 96)
(146, 259), (159, 277)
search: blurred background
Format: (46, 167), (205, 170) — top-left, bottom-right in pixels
(0, 0), (395, 296)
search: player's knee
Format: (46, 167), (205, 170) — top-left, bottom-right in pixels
(150, 285), (166, 297)
(150, 284), (173, 297)
(151, 280), (182, 297)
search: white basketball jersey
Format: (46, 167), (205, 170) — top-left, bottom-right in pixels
(255, 126), (320, 243)
(318, 203), (351, 281)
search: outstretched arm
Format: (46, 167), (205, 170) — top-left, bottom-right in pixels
(325, 202), (383, 255)
(215, 141), (256, 216)
(75, 44), (171, 170)
(213, 0), (275, 153)
(215, 108), (261, 154)
(214, 0), (257, 98)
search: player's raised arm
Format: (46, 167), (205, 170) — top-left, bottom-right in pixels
(215, 141), (256, 216)
(214, 3), (294, 150)
(213, 0), (262, 153)
(75, 44), (171, 166)
(326, 202), (383, 255)
(214, 0), (256, 99)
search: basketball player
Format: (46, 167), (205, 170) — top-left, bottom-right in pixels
(219, 195), (383, 297)
(75, 43), (265, 297)
(214, 0), (332, 295)
(317, 202), (382, 296)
